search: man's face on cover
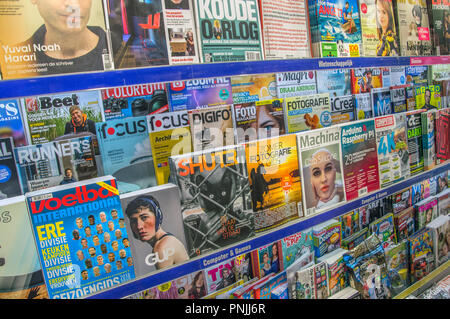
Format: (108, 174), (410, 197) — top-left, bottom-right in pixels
(31, 0), (93, 34)
(425, 90), (431, 104)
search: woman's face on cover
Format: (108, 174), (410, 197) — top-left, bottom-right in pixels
(310, 150), (337, 202)
(32, 0), (92, 34)
(255, 105), (281, 138)
(129, 208), (156, 242)
(376, 1), (389, 32)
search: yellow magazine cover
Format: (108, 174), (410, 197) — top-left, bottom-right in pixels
(148, 111), (192, 185)
(284, 93), (332, 133)
(0, 0), (111, 79)
(231, 73), (277, 104)
(415, 85), (441, 110)
(245, 134), (302, 232)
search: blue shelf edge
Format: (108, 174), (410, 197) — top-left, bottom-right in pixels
(85, 161), (450, 299)
(0, 56), (433, 99)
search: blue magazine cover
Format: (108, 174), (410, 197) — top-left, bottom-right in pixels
(0, 98), (27, 147)
(25, 176), (135, 299)
(168, 77), (233, 111)
(371, 88), (392, 117)
(96, 116), (156, 194)
(316, 69), (352, 97)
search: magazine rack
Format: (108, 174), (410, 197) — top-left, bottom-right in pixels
(1, 56), (449, 99)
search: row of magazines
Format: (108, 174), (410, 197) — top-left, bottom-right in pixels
(0, 0), (450, 80)
(0, 163), (449, 299)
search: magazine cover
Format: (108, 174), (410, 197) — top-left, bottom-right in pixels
(245, 134), (302, 232)
(259, 0), (311, 59)
(285, 250), (314, 299)
(374, 113), (410, 188)
(415, 85), (441, 110)
(0, 1), (112, 79)
(339, 210), (360, 239)
(251, 241), (283, 278)
(317, 248), (347, 297)
(148, 111), (192, 185)
(297, 126), (346, 217)
(106, 0), (199, 67)
(416, 197), (438, 231)
(120, 184), (189, 277)
(126, 270), (207, 299)
(439, 188), (450, 216)
(350, 68), (383, 94)
(405, 65), (428, 85)
(330, 95), (355, 125)
(316, 69), (352, 97)
(409, 228), (435, 284)
(168, 77), (233, 111)
(359, 0), (399, 56)
(341, 119), (380, 202)
(384, 241), (408, 296)
(0, 99), (27, 147)
(312, 219), (342, 259)
(313, 262), (329, 299)
(393, 0), (432, 56)
(0, 137), (22, 199)
(96, 116), (156, 194)
(428, 1), (450, 55)
(276, 71), (317, 99)
(371, 87), (392, 117)
(252, 268), (287, 299)
(233, 99), (285, 143)
(0, 196), (48, 299)
(231, 74), (277, 104)
(341, 227), (368, 250)
(295, 264), (315, 299)
(343, 235), (391, 299)
(436, 108), (450, 164)
(310, 0), (362, 57)
(169, 145), (254, 257)
(406, 109), (425, 176)
(390, 186), (412, 214)
(369, 213), (397, 247)
(405, 84), (416, 111)
(101, 83), (169, 120)
(427, 215), (450, 267)
(193, 0), (264, 62)
(15, 135), (98, 193)
(284, 93), (332, 133)
(280, 229), (314, 270)
(394, 205), (415, 242)
(21, 90), (104, 146)
(25, 176), (136, 299)
(354, 93), (372, 120)
(390, 85), (408, 113)
(390, 66), (407, 86)
(189, 104), (234, 152)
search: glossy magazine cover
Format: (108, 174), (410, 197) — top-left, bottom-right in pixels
(341, 119), (380, 201)
(119, 184), (189, 277)
(374, 113), (410, 188)
(428, 1), (450, 55)
(415, 85), (441, 110)
(351, 67), (383, 94)
(101, 83), (169, 120)
(245, 134), (302, 232)
(169, 145), (254, 257)
(0, 196), (48, 299)
(0, 137), (22, 199)
(280, 229), (314, 270)
(0, 0), (112, 79)
(15, 135), (98, 193)
(276, 71), (317, 99)
(231, 73), (277, 104)
(96, 116), (156, 194)
(21, 90), (104, 146)
(316, 69), (352, 97)
(406, 109), (425, 175)
(168, 77), (233, 111)
(193, 0), (264, 62)
(25, 177), (135, 299)
(297, 126), (346, 217)
(354, 93), (372, 120)
(330, 94), (355, 124)
(0, 99), (27, 147)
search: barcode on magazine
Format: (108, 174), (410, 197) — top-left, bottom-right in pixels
(306, 207), (315, 217)
(245, 51), (261, 61)
(102, 53), (113, 71)
(358, 187), (368, 197)
(31, 193), (53, 202)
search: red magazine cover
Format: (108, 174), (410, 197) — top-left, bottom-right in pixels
(436, 109), (450, 163)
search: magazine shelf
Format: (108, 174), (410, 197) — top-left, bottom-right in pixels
(84, 161), (450, 299)
(0, 56), (449, 100)
(393, 260), (450, 299)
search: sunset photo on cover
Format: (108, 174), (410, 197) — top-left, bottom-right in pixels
(0, 0), (110, 79)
